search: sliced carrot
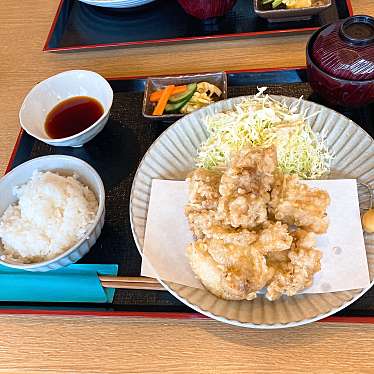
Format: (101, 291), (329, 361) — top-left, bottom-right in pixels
(152, 85), (175, 116)
(150, 85), (187, 102)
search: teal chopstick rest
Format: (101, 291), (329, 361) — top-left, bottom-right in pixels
(0, 264), (118, 303)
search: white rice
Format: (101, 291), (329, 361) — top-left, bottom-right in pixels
(0, 171), (98, 263)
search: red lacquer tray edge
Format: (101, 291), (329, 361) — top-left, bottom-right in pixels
(4, 65), (372, 325)
(42, 0), (354, 52)
(0, 309), (372, 325)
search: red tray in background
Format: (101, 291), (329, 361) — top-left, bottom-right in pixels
(44, 0), (353, 52)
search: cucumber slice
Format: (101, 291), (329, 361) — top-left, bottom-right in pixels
(164, 98), (190, 113)
(165, 83), (196, 113)
(168, 83), (197, 104)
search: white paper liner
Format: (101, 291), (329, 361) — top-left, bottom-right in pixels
(141, 179), (370, 295)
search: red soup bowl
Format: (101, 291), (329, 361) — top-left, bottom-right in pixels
(177, 0), (237, 20)
(306, 15), (374, 108)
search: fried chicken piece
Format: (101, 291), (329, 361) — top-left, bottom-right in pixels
(265, 229), (313, 276)
(185, 206), (258, 245)
(219, 146), (277, 196)
(254, 221), (293, 254)
(216, 192), (269, 229)
(213, 146), (276, 229)
(266, 250), (290, 269)
(202, 225), (258, 246)
(185, 207), (217, 239)
(293, 228), (318, 248)
(186, 169), (222, 210)
(185, 169), (222, 238)
(187, 238), (273, 301)
(265, 230), (322, 301)
(269, 173), (330, 234)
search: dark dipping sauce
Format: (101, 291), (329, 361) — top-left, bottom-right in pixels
(45, 96), (104, 139)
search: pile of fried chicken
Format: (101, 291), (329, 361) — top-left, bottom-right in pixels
(185, 146), (330, 301)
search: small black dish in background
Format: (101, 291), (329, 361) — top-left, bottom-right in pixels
(254, 0), (332, 23)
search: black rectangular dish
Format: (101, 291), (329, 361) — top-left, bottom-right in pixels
(44, 0), (352, 51)
(2, 68), (373, 323)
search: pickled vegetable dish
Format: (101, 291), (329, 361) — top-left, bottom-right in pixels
(150, 82), (222, 116)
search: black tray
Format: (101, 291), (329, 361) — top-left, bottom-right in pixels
(44, 0), (352, 51)
(3, 68), (374, 321)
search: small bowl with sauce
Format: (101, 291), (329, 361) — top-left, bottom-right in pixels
(19, 70), (113, 147)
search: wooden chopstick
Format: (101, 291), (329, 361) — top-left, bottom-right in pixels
(99, 276), (159, 284)
(98, 275), (165, 291)
(100, 281), (164, 291)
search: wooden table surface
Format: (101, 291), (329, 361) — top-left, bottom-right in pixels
(0, 1), (373, 373)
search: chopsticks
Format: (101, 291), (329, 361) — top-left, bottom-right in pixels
(99, 275), (165, 291)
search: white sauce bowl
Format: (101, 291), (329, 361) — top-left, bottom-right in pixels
(19, 70), (113, 147)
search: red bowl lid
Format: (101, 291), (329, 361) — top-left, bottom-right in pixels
(311, 15), (374, 81)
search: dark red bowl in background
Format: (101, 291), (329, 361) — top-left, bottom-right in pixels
(177, 0), (237, 20)
(306, 15), (374, 108)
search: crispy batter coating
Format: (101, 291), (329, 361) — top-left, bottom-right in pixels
(214, 146), (276, 229)
(186, 169), (222, 210)
(187, 238), (273, 301)
(269, 173), (330, 234)
(185, 168), (223, 239)
(203, 226), (258, 246)
(265, 230), (322, 301)
(216, 193), (269, 229)
(219, 146), (277, 196)
(254, 221), (293, 254)
(185, 206), (258, 245)
(184, 207), (218, 239)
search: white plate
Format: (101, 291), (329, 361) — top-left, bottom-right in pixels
(130, 95), (374, 328)
(78, 0), (156, 8)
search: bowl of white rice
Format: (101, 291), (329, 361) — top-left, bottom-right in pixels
(0, 155), (105, 271)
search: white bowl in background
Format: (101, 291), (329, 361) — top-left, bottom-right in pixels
(19, 70), (113, 147)
(78, 0), (156, 8)
(0, 155), (105, 272)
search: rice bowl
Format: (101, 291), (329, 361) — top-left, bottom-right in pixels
(0, 155), (105, 271)
(0, 171), (98, 264)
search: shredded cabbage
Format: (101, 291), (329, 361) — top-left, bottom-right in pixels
(196, 88), (332, 179)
